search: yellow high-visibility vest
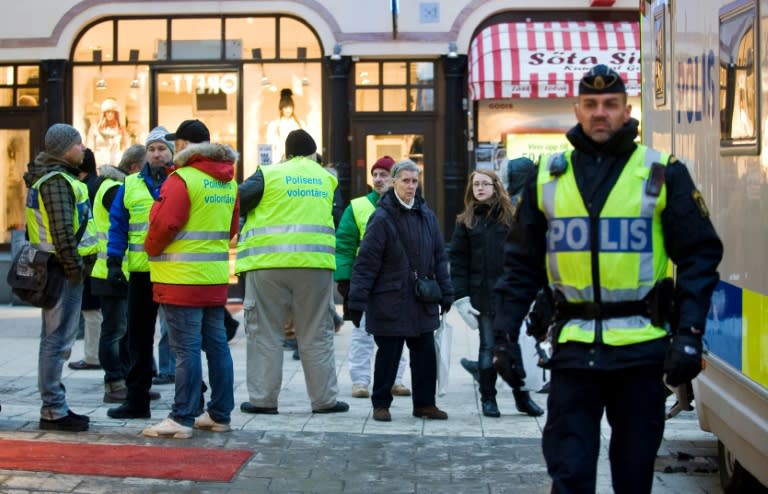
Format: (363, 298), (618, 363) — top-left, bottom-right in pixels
(91, 178), (128, 280)
(122, 173), (154, 272)
(537, 145), (670, 346)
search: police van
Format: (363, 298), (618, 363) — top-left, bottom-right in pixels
(640, 1), (767, 491)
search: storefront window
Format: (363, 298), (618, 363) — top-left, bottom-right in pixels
(0, 65), (40, 108)
(226, 18), (276, 60)
(73, 20), (114, 62)
(0, 129), (29, 241)
(354, 60), (435, 112)
(117, 19), (167, 61)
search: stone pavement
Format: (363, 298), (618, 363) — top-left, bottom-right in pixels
(0, 304), (723, 493)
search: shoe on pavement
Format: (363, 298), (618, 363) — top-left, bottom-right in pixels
(513, 389), (545, 417)
(149, 390), (161, 401)
(391, 383), (411, 396)
(107, 403), (150, 419)
(312, 401), (350, 414)
(142, 418), (193, 439)
(413, 406), (448, 420)
(40, 411), (90, 432)
(482, 398), (501, 418)
(103, 388), (127, 403)
(292, 349), (300, 360)
(372, 408), (391, 422)
(351, 384), (369, 398)
(68, 359), (102, 370)
(152, 373), (175, 385)
(194, 412), (231, 432)
(283, 338), (298, 351)
(460, 358), (479, 382)
(240, 402), (278, 414)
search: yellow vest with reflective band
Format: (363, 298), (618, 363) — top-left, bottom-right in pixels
(91, 178), (129, 280)
(235, 157), (337, 273)
(537, 145), (670, 346)
(25, 170), (98, 257)
(148, 167), (237, 285)
(122, 173), (155, 272)
(350, 195), (376, 253)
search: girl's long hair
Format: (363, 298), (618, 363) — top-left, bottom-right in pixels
(456, 169), (515, 229)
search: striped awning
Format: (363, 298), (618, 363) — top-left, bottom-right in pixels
(468, 21), (641, 100)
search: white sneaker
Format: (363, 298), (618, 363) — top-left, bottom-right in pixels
(351, 384), (369, 398)
(142, 418), (193, 439)
(194, 411), (232, 432)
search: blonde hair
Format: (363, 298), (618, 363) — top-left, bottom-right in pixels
(456, 169), (515, 229)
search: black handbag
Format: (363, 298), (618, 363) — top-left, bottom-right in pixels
(7, 244), (66, 309)
(385, 211), (442, 304)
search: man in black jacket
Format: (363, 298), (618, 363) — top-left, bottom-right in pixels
(493, 65), (723, 493)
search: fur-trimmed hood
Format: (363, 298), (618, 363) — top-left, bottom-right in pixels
(97, 164), (128, 182)
(173, 142), (238, 168)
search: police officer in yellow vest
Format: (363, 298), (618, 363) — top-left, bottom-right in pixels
(334, 155), (410, 399)
(237, 129), (349, 415)
(492, 65), (723, 493)
(23, 123), (98, 432)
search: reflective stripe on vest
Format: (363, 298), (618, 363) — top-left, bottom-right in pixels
(148, 166), (237, 285)
(350, 195), (376, 255)
(235, 156), (337, 272)
(91, 178), (129, 280)
(25, 170), (98, 257)
(537, 145), (670, 346)
(122, 173), (154, 272)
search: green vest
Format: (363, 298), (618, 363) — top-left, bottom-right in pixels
(122, 173), (154, 272)
(91, 178), (129, 280)
(25, 170), (98, 257)
(235, 157), (337, 273)
(148, 167), (237, 285)
(350, 195), (376, 253)
(537, 145), (670, 346)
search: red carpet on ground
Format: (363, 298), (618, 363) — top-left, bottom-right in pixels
(0, 438), (252, 482)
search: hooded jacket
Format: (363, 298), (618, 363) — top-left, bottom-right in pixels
(348, 188), (453, 336)
(145, 142), (240, 306)
(23, 152), (93, 281)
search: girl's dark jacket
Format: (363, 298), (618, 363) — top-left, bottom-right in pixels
(348, 188), (454, 336)
(449, 203), (510, 316)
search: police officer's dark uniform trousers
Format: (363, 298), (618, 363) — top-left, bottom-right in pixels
(493, 115), (723, 493)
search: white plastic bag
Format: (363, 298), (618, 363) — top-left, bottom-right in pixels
(435, 316), (453, 396)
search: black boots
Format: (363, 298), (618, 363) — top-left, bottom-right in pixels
(460, 358), (479, 382)
(479, 368), (501, 418)
(513, 388), (545, 417)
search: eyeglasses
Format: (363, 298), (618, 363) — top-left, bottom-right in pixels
(472, 182), (494, 188)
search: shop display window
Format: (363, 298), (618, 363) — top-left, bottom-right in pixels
(0, 64), (40, 108)
(354, 60), (435, 112)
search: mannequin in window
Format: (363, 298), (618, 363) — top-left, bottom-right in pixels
(266, 88), (305, 162)
(87, 97), (128, 166)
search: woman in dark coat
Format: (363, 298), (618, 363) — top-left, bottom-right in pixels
(450, 169), (543, 417)
(348, 159), (453, 422)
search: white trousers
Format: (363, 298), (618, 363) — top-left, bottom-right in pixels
(82, 309), (103, 365)
(348, 314), (407, 387)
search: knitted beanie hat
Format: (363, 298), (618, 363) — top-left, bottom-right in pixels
(145, 126), (175, 154)
(44, 123), (82, 158)
(284, 129), (317, 158)
(371, 155), (395, 174)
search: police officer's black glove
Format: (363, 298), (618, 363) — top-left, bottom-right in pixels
(106, 256), (128, 287)
(492, 331), (526, 389)
(663, 327), (703, 387)
(348, 309), (363, 328)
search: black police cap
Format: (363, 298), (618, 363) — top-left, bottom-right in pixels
(578, 64), (626, 95)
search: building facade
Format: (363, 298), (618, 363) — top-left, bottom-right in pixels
(0, 0), (638, 261)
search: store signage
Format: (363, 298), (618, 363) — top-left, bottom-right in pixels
(170, 73), (238, 95)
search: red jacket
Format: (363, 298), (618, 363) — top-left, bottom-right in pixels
(145, 143), (240, 307)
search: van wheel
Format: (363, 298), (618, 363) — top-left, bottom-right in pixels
(718, 440), (767, 493)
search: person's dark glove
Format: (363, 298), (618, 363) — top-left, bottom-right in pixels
(348, 309), (363, 328)
(440, 301), (452, 315)
(336, 280), (350, 298)
(106, 256), (128, 286)
(492, 331), (526, 388)
(663, 328), (704, 387)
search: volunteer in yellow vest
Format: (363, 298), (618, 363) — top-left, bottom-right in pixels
(141, 136), (239, 439)
(89, 144), (145, 404)
(237, 129), (349, 415)
(23, 123), (97, 432)
(105, 126), (175, 420)
(492, 65), (723, 493)
(334, 155), (410, 399)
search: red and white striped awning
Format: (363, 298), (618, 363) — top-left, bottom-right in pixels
(468, 21), (640, 100)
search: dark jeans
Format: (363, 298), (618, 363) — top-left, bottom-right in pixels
(98, 294), (129, 383)
(542, 366), (666, 494)
(124, 272), (159, 409)
(372, 332), (436, 409)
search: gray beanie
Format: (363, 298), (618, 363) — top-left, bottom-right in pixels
(145, 126), (175, 154)
(44, 123), (82, 158)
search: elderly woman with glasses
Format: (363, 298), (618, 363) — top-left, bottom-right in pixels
(449, 169), (544, 418)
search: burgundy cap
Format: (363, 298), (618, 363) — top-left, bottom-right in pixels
(371, 155), (395, 174)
